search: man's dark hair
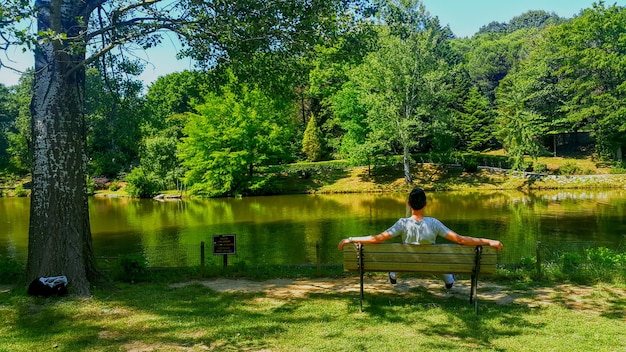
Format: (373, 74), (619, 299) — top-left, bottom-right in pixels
(408, 188), (427, 210)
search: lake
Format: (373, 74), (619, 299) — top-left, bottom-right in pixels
(1, 189), (625, 267)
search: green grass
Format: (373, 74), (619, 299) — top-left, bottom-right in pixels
(1, 278), (625, 352)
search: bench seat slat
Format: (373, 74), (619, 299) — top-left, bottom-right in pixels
(342, 244), (497, 275)
(344, 261), (495, 274)
(344, 243), (497, 254)
(343, 253), (498, 265)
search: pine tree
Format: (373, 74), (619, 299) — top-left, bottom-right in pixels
(302, 114), (323, 162)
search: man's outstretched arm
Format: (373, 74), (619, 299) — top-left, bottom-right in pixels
(337, 232), (393, 250)
(444, 231), (503, 252)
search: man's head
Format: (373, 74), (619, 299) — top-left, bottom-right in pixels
(408, 188), (427, 210)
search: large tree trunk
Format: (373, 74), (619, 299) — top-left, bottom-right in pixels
(27, 0), (98, 296)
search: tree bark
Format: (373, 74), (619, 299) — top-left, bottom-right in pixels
(403, 144), (412, 184)
(27, 0), (98, 296)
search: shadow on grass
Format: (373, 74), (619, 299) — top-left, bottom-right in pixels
(267, 168), (352, 194)
(602, 292), (626, 319)
(269, 162), (507, 195)
(4, 278), (624, 351)
(351, 289), (543, 351)
(5, 284), (296, 351)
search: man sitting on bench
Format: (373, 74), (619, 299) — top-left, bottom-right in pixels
(338, 187), (504, 288)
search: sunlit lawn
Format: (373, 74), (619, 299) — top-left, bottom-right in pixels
(1, 280), (624, 352)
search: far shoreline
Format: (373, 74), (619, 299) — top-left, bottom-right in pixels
(3, 162), (626, 199)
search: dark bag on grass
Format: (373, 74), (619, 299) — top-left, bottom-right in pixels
(27, 276), (68, 297)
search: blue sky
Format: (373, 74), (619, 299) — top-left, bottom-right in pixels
(0, 0), (623, 87)
(421, 0), (624, 38)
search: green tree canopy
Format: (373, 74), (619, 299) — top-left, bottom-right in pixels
(457, 87), (495, 151)
(0, 78), (32, 172)
(495, 77), (548, 170)
(542, 2), (626, 159)
(347, 0), (457, 183)
(331, 81), (371, 164)
(0, 84), (17, 170)
(498, 2), (626, 161)
(85, 58), (146, 177)
(465, 29), (538, 101)
(476, 9), (564, 35)
(144, 70), (213, 136)
(178, 76), (296, 197)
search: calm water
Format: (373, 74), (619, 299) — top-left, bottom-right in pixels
(1, 190), (625, 267)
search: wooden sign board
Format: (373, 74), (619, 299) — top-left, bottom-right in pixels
(213, 234), (236, 255)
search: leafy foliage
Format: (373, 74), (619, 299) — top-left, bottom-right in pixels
(302, 115), (324, 162)
(0, 75), (32, 173)
(477, 9), (564, 35)
(495, 75), (548, 169)
(144, 70), (212, 136)
(117, 253), (149, 283)
(330, 81), (372, 165)
(457, 87), (496, 151)
(344, 0), (459, 183)
(497, 3), (626, 163)
(140, 135), (183, 191)
(0, 255), (23, 284)
(465, 29), (537, 101)
(553, 247), (626, 283)
(179, 76), (296, 197)
(125, 167), (162, 198)
(85, 61), (145, 178)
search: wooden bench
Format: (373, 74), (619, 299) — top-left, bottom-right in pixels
(343, 243), (497, 313)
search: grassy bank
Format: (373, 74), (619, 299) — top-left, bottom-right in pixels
(1, 277), (625, 352)
(269, 159), (626, 196)
(1, 250), (625, 351)
(1, 246), (625, 351)
(91, 157), (626, 198)
(2, 154), (625, 198)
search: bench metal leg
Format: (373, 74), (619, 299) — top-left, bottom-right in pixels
(470, 246), (482, 314)
(358, 243), (364, 312)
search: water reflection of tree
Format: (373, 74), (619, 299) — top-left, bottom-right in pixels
(77, 191), (626, 267)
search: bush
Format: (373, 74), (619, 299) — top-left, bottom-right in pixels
(125, 167), (161, 198)
(117, 253), (149, 283)
(14, 184), (28, 197)
(533, 163), (548, 173)
(109, 180), (121, 191)
(586, 247), (623, 268)
(0, 256), (24, 284)
(276, 161), (350, 177)
(609, 162), (626, 174)
(560, 252), (582, 275)
(462, 157), (479, 173)
(86, 177), (96, 196)
(92, 177), (109, 189)
(558, 162), (582, 175)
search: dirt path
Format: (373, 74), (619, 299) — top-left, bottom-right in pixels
(170, 276), (626, 316)
(4, 277), (622, 316)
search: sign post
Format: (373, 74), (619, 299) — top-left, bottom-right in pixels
(213, 234), (236, 268)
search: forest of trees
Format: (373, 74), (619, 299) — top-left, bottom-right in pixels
(2, 1), (625, 199)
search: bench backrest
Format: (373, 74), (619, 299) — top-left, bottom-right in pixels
(343, 243), (497, 275)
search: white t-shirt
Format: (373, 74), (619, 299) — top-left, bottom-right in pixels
(386, 217), (451, 244)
